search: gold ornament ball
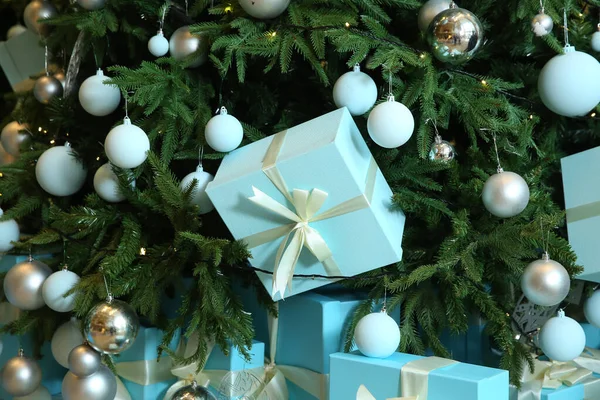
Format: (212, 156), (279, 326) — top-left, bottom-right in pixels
(84, 298), (139, 354)
(24, 0), (58, 37)
(169, 26), (209, 68)
(427, 6), (483, 65)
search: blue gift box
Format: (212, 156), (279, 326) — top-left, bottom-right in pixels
(330, 351), (509, 400)
(0, 255), (67, 397)
(583, 322), (600, 348)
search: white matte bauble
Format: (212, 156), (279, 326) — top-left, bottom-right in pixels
(538, 46), (600, 117)
(482, 171), (529, 218)
(584, 290), (600, 328)
(539, 310), (585, 362)
(51, 319), (84, 368)
(94, 163), (133, 203)
(1, 121), (28, 156)
(7, 24), (27, 39)
(367, 96), (415, 148)
(521, 253), (570, 307)
(24, 0), (57, 37)
(33, 75), (63, 104)
(333, 65), (378, 116)
(205, 107), (244, 152)
(76, 0), (105, 10)
(13, 385), (51, 400)
(239, 0), (290, 19)
(418, 0), (451, 32)
(41, 268), (80, 312)
(180, 166), (215, 214)
(592, 30), (600, 52)
(62, 365), (117, 400)
(78, 69), (121, 117)
(3, 258), (51, 310)
(0, 143), (16, 165)
(0, 208), (20, 252)
(36, 144), (87, 197)
(354, 311), (400, 358)
(148, 30), (169, 57)
(68, 344), (101, 378)
(169, 26), (208, 68)
(104, 117), (150, 169)
(1, 353), (42, 396)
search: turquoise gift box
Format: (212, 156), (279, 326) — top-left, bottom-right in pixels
(330, 351), (509, 400)
(562, 148), (600, 283)
(0, 255), (67, 398)
(115, 326), (182, 400)
(207, 108), (405, 300)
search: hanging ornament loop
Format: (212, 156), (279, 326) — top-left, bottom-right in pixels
(563, 8), (570, 47)
(44, 45), (49, 76)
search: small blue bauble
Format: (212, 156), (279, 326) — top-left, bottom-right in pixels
(539, 310), (585, 362)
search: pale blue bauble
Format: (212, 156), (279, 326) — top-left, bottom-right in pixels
(333, 65), (377, 116)
(354, 312), (400, 358)
(592, 31), (600, 52)
(584, 290), (600, 328)
(148, 30), (169, 57)
(538, 46), (600, 117)
(539, 310), (585, 362)
(205, 107), (244, 152)
(179, 166), (214, 214)
(367, 97), (415, 148)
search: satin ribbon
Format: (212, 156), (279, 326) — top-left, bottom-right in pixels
(401, 356), (458, 399)
(241, 129), (379, 298)
(356, 384), (414, 400)
(566, 201), (600, 223)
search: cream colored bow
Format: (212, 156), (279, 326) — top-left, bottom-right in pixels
(356, 385), (415, 400)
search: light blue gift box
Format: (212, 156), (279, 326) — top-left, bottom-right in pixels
(562, 148), (600, 283)
(115, 326), (182, 400)
(330, 351), (509, 400)
(207, 108), (405, 300)
(0, 255), (67, 397)
(583, 322), (600, 348)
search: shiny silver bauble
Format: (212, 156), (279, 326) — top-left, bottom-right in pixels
(54, 71), (66, 89)
(428, 137), (455, 162)
(170, 381), (217, 400)
(3, 259), (52, 310)
(61, 365), (117, 400)
(24, 0), (58, 37)
(482, 170), (529, 218)
(427, 6), (484, 65)
(76, 0), (105, 10)
(169, 26), (208, 68)
(521, 254), (570, 307)
(1, 353), (42, 396)
(532, 11), (553, 37)
(84, 298), (139, 354)
(33, 76), (63, 104)
(418, 0), (451, 32)
(238, 0), (290, 19)
(68, 344), (101, 377)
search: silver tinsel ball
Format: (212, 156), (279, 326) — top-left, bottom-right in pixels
(482, 170), (529, 218)
(1, 121), (28, 156)
(76, 0), (105, 11)
(418, 0), (451, 32)
(1, 352), (42, 396)
(61, 365), (116, 400)
(428, 137), (455, 162)
(24, 0), (58, 37)
(521, 253), (570, 307)
(3, 259), (52, 310)
(238, 0), (290, 19)
(68, 344), (101, 377)
(33, 76), (63, 104)
(427, 5), (483, 65)
(531, 10), (553, 37)
(169, 26), (208, 68)
(170, 381), (217, 400)
(84, 298), (139, 354)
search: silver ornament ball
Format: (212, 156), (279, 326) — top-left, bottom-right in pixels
(532, 11), (553, 37)
(84, 298), (139, 354)
(68, 344), (101, 377)
(482, 170), (529, 218)
(1, 121), (28, 156)
(427, 6), (483, 65)
(33, 76), (63, 104)
(53, 71), (66, 89)
(418, 0), (451, 32)
(238, 0), (290, 19)
(169, 26), (208, 68)
(24, 0), (58, 37)
(76, 0), (105, 11)
(170, 381), (217, 400)
(1, 352), (42, 396)
(592, 28), (600, 52)
(428, 137), (455, 162)
(521, 253), (570, 307)
(61, 365), (116, 400)
(3, 259), (52, 310)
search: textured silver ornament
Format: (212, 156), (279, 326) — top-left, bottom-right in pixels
(521, 252), (570, 307)
(68, 344), (101, 377)
(24, 0), (58, 37)
(84, 298), (139, 354)
(169, 26), (208, 68)
(217, 369), (269, 400)
(1, 350), (42, 396)
(171, 381), (217, 400)
(61, 365), (117, 400)
(427, 5), (483, 65)
(33, 75), (63, 104)
(482, 170), (529, 218)
(238, 0), (290, 19)
(3, 258), (52, 310)
(418, 0), (451, 32)
(532, 10), (553, 37)
(428, 136), (455, 162)
(76, 0), (105, 10)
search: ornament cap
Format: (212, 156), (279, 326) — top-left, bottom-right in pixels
(64, 141), (72, 148)
(156, 29), (164, 36)
(497, 167), (504, 174)
(217, 106), (228, 115)
(107, 293), (114, 303)
(597, 23), (600, 32)
(353, 63), (361, 72)
(386, 94), (395, 102)
(563, 45), (576, 53)
(18, 348), (24, 357)
(449, 1), (457, 8)
(557, 309), (565, 318)
(542, 252), (550, 261)
(195, 165), (204, 173)
(62, 263), (69, 271)
(123, 117), (132, 125)
(96, 69), (104, 77)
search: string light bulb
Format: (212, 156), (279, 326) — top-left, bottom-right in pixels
(345, 22), (350, 28)
(139, 247), (147, 256)
(224, 5), (233, 12)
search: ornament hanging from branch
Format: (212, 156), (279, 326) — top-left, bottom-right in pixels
(427, 120), (455, 162)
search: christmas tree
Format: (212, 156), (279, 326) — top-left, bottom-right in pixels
(1, 0), (599, 394)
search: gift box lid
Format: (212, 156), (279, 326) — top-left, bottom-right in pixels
(205, 340), (265, 372)
(0, 29), (45, 91)
(117, 326), (182, 362)
(561, 147), (600, 210)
